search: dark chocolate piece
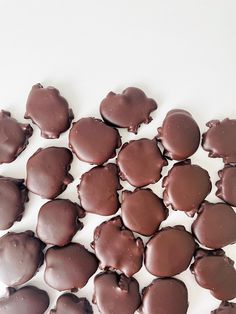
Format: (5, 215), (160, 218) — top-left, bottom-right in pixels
(191, 249), (236, 300)
(0, 231), (45, 286)
(157, 109), (200, 160)
(91, 216), (144, 277)
(93, 271), (141, 314)
(69, 117), (121, 165)
(211, 302), (236, 314)
(100, 87), (157, 133)
(37, 199), (85, 246)
(163, 160), (212, 216)
(0, 176), (28, 230)
(25, 83), (74, 139)
(50, 293), (93, 314)
(78, 163), (122, 216)
(121, 189), (168, 236)
(145, 226), (196, 277)
(216, 166), (236, 206)
(117, 138), (167, 187)
(0, 110), (33, 164)
(26, 146), (73, 199)
(44, 243), (98, 291)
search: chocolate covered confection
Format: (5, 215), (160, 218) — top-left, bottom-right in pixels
(191, 249), (236, 300)
(78, 163), (122, 216)
(69, 117), (121, 165)
(26, 146), (73, 199)
(157, 109), (200, 160)
(93, 271), (141, 314)
(100, 87), (157, 133)
(25, 83), (74, 139)
(91, 216), (144, 277)
(211, 302), (236, 314)
(0, 176), (28, 230)
(121, 189), (168, 236)
(37, 199), (85, 246)
(117, 138), (167, 187)
(50, 293), (93, 314)
(0, 110), (33, 164)
(0, 231), (45, 286)
(216, 166), (236, 206)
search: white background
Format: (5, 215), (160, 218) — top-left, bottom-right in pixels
(0, 1), (236, 313)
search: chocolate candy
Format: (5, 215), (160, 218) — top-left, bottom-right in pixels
(121, 189), (168, 236)
(25, 83), (74, 139)
(0, 110), (33, 164)
(78, 163), (122, 216)
(145, 226), (196, 277)
(37, 199), (85, 246)
(157, 109), (200, 160)
(100, 87), (157, 133)
(93, 271), (141, 314)
(138, 278), (188, 314)
(69, 117), (121, 165)
(44, 243), (98, 291)
(117, 138), (167, 187)
(192, 202), (236, 249)
(91, 216), (144, 277)
(211, 302), (236, 314)
(202, 118), (236, 164)
(0, 286), (49, 314)
(191, 249), (236, 300)
(163, 160), (212, 216)
(50, 293), (93, 314)
(216, 166), (236, 206)
(26, 146), (73, 199)
(0, 231), (45, 286)
(0, 176), (28, 230)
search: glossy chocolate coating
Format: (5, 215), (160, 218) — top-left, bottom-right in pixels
(50, 293), (93, 314)
(78, 163), (122, 216)
(117, 138), (167, 187)
(26, 146), (73, 199)
(157, 109), (200, 160)
(37, 199), (85, 246)
(44, 243), (98, 291)
(0, 176), (28, 230)
(25, 83), (74, 139)
(191, 249), (236, 300)
(121, 189), (168, 236)
(93, 271), (141, 314)
(192, 202), (236, 249)
(0, 110), (33, 164)
(216, 166), (236, 206)
(69, 117), (121, 165)
(0, 231), (45, 286)
(0, 286), (49, 314)
(145, 226), (196, 277)
(163, 160), (212, 216)
(211, 302), (236, 314)
(91, 216), (144, 277)
(100, 87), (157, 133)
(138, 278), (188, 314)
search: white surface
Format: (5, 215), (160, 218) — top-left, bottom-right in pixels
(0, 0), (236, 313)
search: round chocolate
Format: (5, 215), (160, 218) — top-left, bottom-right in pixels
(78, 163), (122, 216)
(145, 226), (196, 277)
(216, 166), (236, 206)
(117, 138), (167, 187)
(0, 110), (33, 164)
(37, 199), (85, 246)
(0, 286), (49, 314)
(50, 293), (93, 314)
(26, 146), (73, 199)
(121, 189), (168, 236)
(69, 117), (121, 165)
(0, 176), (28, 230)
(93, 271), (141, 314)
(157, 109), (200, 160)
(25, 83), (74, 139)
(191, 249), (236, 300)
(0, 231), (45, 286)
(192, 202), (236, 249)
(44, 243), (98, 291)
(211, 302), (236, 314)
(100, 87), (157, 133)
(139, 278), (188, 314)
(91, 216), (144, 277)
(163, 160), (212, 216)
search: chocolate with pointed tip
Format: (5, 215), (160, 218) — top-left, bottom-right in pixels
(211, 302), (236, 314)
(50, 293), (93, 314)
(216, 166), (236, 206)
